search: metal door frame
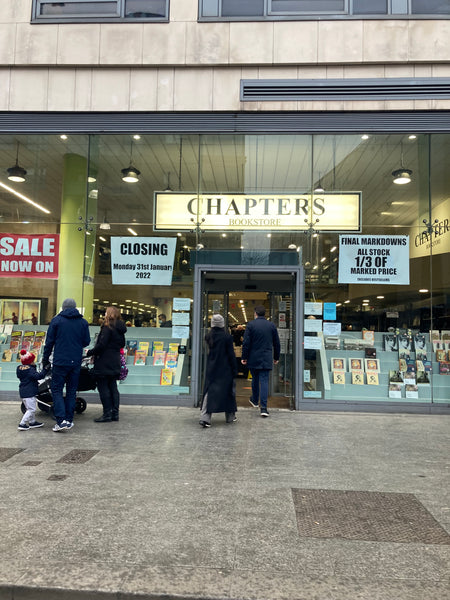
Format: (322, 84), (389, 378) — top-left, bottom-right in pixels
(192, 263), (304, 409)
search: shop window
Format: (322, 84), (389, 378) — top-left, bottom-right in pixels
(31, 0), (169, 22)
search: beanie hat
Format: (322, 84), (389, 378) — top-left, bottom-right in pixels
(20, 349), (35, 365)
(211, 314), (225, 328)
(62, 298), (76, 310)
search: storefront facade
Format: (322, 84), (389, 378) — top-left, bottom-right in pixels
(0, 1), (449, 411)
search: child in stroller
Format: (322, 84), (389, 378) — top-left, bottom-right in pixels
(21, 357), (96, 417)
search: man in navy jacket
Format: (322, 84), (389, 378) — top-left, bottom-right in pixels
(241, 305), (280, 417)
(43, 298), (90, 432)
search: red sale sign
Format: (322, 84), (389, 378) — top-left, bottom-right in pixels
(0, 234), (60, 279)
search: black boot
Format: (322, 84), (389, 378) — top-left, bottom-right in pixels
(94, 413), (112, 423)
(111, 410), (119, 421)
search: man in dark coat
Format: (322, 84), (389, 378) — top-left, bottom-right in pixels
(200, 314), (237, 428)
(43, 298), (90, 432)
(241, 305), (280, 417)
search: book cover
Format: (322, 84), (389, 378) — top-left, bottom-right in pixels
(331, 357), (346, 372)
(133, 351), (147, 366)
(388, 384), (402, 398)
(20, 339), (32, 352)
(364, 358), (380, 373)
(152, 350), (166, 366)
(429, 330), (440, 342)
(384, 334), (398, 352)
(415, 360), (424, 372)
(3, 324), (13, 336)
(405, 359), (416, 373)
(126, 339), (138, 356)
(442, 330), (450, 341)
(168, 342), (179, 355)
(164, 357), (178, 370)
(415, 349), (428, 361)
(351, 370), (364, 385)
(34, 330), (46, 344)
(2, 349), (12, 362)
(435, 349), (447, 362)
(398, 333), (412, 353)
(439, 361), (450, 375)
(432, 340), (445, 352)
(398, 359), (407, 372)
(422, 360), (432, 373)
(138, 341), (150, 355)
(416, 370), (431, 384)
(362, 330), (374, 345)
(367, 372), (379, 385)
(413, 333), (426, 354)
(398, 348), (410, 360)
(152, 341), (164, 356)
(333, 371), (345, 384)
(349, 358), (363, 372)
(365, 347), (377, 359)
(31, 340), (43, 355)
(0, 332), (8, 344)
(9, 339), (20, 353)
(160, 368), (173, 385)
(405, 384), (419, 399)
(23, 330), (35, 342)
(389, 370), (404, 384)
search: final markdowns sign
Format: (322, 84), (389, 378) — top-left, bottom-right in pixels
(154, 192), (361, 232)
(110, 237), (176, 285)
(338, 235), (410, 285)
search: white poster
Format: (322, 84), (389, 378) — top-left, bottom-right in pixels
(110, 237), (176, 285)
(304, 318), (323, 332)
(304, 302), (323, 315)
(338, 235), (409, 285)
(173, 297), (192, 311)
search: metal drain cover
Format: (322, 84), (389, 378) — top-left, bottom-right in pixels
(56, 449), (99, 464)
(0, 448), (24, 462)
(292, 489), (450, 545)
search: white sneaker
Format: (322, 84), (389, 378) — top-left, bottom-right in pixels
(52, 422), (68, 432)
(62, 420), (74, 430)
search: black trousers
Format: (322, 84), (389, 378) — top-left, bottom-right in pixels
(96, 375), (120, 416)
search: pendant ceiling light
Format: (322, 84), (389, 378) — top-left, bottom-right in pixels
(7, 142), (27, 183)
(392, 141), (412, 185)
(121, 139), (141, 183)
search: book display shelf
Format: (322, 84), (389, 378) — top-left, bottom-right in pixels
(323, 331), (449, 405)
(0, 326), (190, 399)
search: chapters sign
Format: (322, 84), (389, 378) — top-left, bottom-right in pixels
(0, 234), (59, 279)
(338, 235), (410, 285)
(110, 237), (177, 285)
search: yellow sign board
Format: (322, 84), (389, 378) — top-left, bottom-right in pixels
(154, 192), (361, 232)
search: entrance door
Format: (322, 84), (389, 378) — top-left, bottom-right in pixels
(192, 264), (304, 409)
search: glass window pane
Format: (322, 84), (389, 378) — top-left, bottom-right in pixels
(40, 2), (118, 16)
(411, 0), (450, 14)
(222, 0), (264, 16)
(125, 0), (166, 17)
(353, 0), (387, 14)
(270, 0), (345, 13)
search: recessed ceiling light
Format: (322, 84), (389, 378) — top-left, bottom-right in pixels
(377, 295), (384, 299)
(419, 289), (428, 293)
(361, 134), (369, 140)
(60, 134), (68, 140)
(127, 228), (138, 236)
(330, 246), (337, 252)
(344, 300), (350, 304)
(133, 135), (141, 140)
(408, 135), (417, 140)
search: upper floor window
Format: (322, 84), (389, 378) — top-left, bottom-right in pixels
(32, 0), (169, 22)
(199, 0), (450, 20)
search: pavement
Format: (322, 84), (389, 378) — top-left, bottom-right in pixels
(0, 400), (449, 600)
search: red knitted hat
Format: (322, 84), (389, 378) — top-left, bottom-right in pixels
(20, 349), (35, 365)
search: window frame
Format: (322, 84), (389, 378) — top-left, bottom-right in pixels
(31, 0), (170, 23)
(199, 0), (450, 21)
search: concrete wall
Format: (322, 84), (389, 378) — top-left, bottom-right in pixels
(1, 0), (450, 112)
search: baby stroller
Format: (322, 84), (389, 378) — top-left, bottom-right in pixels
(20, 357), (96, 416)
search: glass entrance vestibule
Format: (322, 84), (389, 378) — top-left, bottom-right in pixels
(0, 124), (448, 410)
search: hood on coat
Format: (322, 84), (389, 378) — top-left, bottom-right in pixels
(60, 307), (83, 319)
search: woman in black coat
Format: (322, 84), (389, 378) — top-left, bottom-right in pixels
(87, 306), (127, 423)
(200, 314), (237, 428)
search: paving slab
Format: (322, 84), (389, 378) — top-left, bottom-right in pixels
(0, 401), (449, 600)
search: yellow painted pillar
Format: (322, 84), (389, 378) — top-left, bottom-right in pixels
(57, 153), (95, 322)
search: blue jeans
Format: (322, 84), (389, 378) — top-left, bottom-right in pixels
(51, 364), (81, 425)
(250, 369), (270, 410)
